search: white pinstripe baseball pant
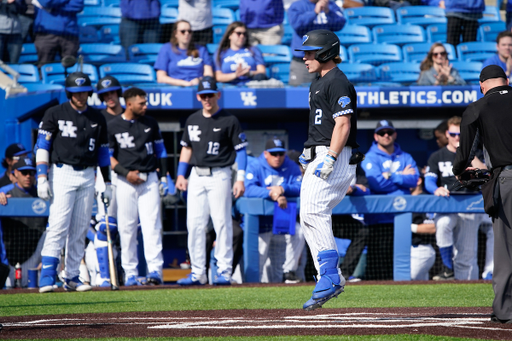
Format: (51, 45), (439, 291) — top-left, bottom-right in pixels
(187, 166), (233, 277)
(435, 213), (483, 280)
(116, 171), (163, 279)
(41, 164), (95, 279)
(300, 146), (355, 274)
(410, 244), (436, 280)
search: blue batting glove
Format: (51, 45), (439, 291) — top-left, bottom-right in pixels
(166, 174), (176, 195)
(159, 177), (169, 197)
(299, 153), (311, 170)
(314, 155), (336, 180)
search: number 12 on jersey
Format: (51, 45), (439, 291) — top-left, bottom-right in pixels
(207, 141), (220, 155)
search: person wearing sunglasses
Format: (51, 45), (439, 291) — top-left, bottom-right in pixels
(214, 21), (267, 84)
(176, 76), (248, 286)
(155, 20), (214, 87)
(244, 138), (305, 284)
(417, 43), (465, 86)
(425, 116), (487, 281)
(361, 120), (419, 281)
(0, 157), (47, 289)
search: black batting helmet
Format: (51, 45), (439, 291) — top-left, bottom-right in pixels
(96, 76), (122, 101)
(65, 72), (93, 98)
(295, 29), (340, 63)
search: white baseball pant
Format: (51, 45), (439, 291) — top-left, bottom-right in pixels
(300, 146), (355, 273)
(41, 164), (95, 279)
(410, 244), (436, 280)
(5, 232), (46, 288)
(435, 213), (483, 280)
(187, 166), (233, 277)
(116, 171), (163, 279)
(479, 218), (494, 278)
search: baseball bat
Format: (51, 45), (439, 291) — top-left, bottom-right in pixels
(104, 204), (119, 290)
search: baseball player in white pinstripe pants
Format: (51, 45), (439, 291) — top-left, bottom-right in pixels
(295, 30), (359, 310)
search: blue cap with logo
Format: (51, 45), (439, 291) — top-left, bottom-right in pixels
(12, 157), (36, 172)
(197, 76), (218, 95)
(375, 120), (395, 133)
(265, 138), (286, 153)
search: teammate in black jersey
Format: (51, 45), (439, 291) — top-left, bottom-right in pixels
(295, 29), (358, 310)
(176, 76), (248, 286)
(108, 87), (167, 286)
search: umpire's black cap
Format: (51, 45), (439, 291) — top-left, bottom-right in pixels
(12, 157), (36, 172)
(197, 76), (218, 95)
(480, 65), (507, 82)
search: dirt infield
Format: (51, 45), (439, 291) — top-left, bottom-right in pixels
(2, 307), (512, 340)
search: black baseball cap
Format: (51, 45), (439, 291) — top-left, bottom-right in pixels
(480, 65), (507, 82)
(12, 157), (36, 172)
(4, 143), (28, 159)
(375, 120), (395, 133)
(197, 76), (218, 95)
(265, 138), (286, 152)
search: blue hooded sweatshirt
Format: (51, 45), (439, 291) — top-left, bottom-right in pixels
(121, 0), (160, 21)
(244, 153), (302, 232)
(361, 141), (419, 224)
(444, 0), (485, 15)
(33, 0), (84, 37)
(288, 0), (346, 59)
(240, 0), (284, 29)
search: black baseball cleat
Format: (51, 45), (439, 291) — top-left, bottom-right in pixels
(433, 266), (454, 281)
(283, 271), (301, 284)
(491, 314), (512, 324)
(0, 323), (3, 331)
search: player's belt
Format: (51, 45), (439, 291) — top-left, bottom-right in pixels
(56, 163), (91, 171)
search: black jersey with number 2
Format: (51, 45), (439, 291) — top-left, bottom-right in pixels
(305, 67), (358, 149)
(180, 108), (247, 168)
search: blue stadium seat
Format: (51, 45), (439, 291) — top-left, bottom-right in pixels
(344, 7), (395, 28)
(206, 43), (218, 55)
(18, 43), (38, 64)
(84, 0), (100, 5)
(103, 0), (120, 6)
(213, 0), (239, 10)
(160, 0), (179, 7)
(335, 25), (372, 46)
(372, 24), (425, 46)
(340, 45), (348, 62)
(378, 62), (420, 85)
(78, 44), (126, 64)
(2, 64), (40, 83)
(479, 6), (502, 24)
(99, 63), (156, 84)
(426, 23), (446, 43)
(282, 24), (293, 45)
(235, 8), (240, 21)
(128, 43), (163, 64)
(79, 26), (100, 43)
(41, 63), (99, 85)
(456, 42), (497, 62)
(258, 45), (292, 64)
(78, 6), (121, 27)
(213, 25), (228, 44)
(79, 17), (121, 27)
(479, 22), (506, 42)
(402, 42), (456, 62)
(99, 25), (120, 44)
(450, 61), (483, 84)
(160, 7), (178, 24)
(338, 63), (378, 83)
(348, 43), (402, 65)
(395, 6), (447, 27)
(212, 7), (236, 25)
(23, 83), (64, 92)
(268, 62), (290, 83)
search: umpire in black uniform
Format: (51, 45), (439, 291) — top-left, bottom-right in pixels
(453, 65), (512, 323)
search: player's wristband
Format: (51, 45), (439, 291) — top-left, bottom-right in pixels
(36, 164), (48, 177)
(237, 170), (245, 182)
(177, 162), (190, 177)
(411, 224), (418, 233)
(328, 149), (339, 157)
(113, 164), (130, 177)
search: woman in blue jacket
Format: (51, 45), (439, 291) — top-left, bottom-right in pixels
(444, 0), (484, 46)
(154, 20), (214, 87)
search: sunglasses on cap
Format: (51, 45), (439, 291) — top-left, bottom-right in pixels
(19, 170), (35, 176)
(376, 129), (395, 137)
(448, 132), (460, 137)
(199, 93), (215, 99)
(269, 151), (285, 157)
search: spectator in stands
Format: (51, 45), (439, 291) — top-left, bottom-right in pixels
(410, 175), (436, 281)
(0, 157), (47, 288)
(120, 0), (161, 57)
(482, 31), (512, 77)
(0, 0), (27, 63)
(434, 120), (448, 149)
(240, 0), (285, 46)
(445, 0), (484, 47)
(425, 115), (484, 280)
(361, 120), (419, 280)
(33, 0), (83, 67)
(417, 43), (466, 86)
(244, 138), (305, 283)
(332, 163), (371, 282)
(0, 143), (29, 188)
(155, 20), (214, 87)
(18, 0), (34, 43)
(178, 0), (213, 46)
(287, 0), (346, 86)
(214, 22), (267, 85)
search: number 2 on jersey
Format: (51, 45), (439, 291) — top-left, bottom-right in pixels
(315, 109), (322, 125)
(207, 141), (220, 155)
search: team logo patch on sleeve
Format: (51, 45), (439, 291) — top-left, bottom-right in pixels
(338, 96), (351, 108)
(239, 132), (247, 141)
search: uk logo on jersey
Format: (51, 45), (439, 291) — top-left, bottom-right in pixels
(338, 96), (351, 108)
(438, 161), (454, 177)
(188, 125), (201, 142)
(58, 120), (77, 138)
(115, 132), (135, 148)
